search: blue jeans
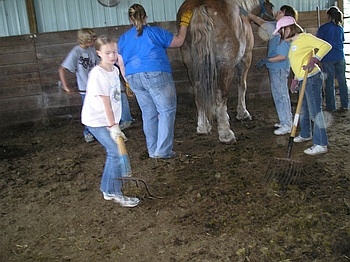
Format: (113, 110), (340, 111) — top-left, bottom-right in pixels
(126, 71), (176, 158)
(87, 126), (123, 195)
(322, 60), (349, 110)
(299, 72), (328, 146)
(268, 68), (292, 126)
(80, 93), (91, 137)
(120, 91), (133, 123)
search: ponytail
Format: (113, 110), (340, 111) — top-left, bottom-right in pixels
(327, 6), (343, 26)
(128, 4), (147, 36)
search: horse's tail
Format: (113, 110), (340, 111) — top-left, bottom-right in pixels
(189, 6), (217, 121)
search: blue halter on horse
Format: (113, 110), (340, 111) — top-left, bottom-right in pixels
(260, 0), (275, 20)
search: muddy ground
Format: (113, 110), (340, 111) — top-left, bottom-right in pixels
(0, 82), (349, 262)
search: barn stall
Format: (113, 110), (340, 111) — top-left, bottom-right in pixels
(0, 0), (344, 128)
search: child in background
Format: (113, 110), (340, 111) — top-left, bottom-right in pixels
(243, 5), (298, 136)
(58, 28), (99, 143)
(81, 35), (139, 207)
(274, 16), (332, 155)
(316, 6), (349, 111)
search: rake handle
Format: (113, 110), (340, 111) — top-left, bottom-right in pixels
(287, 51), (313, 158)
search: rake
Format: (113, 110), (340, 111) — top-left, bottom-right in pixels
(115, 136), (163, 199)
(265, 51), (313, 186)
(118, 177), (163, 199)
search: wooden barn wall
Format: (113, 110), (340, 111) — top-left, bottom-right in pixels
(0, 11), (328, 128)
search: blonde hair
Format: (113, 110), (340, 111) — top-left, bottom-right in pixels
(128, 4), (147, 36)
(95, 34), (115, 51)
(77, 28), (97, 45)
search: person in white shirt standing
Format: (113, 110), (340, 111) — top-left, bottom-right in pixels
(82, 35), (139, 207)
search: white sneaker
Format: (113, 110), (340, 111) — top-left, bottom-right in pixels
(103, 192), (117, 200)
(293, 135), (312, 143)
(274, 125), (291, 135)
(304, 145), (328, 155)
(84, 133), (95, 143)
(113, 195), (140, 207)
(274, 123), (282, 128)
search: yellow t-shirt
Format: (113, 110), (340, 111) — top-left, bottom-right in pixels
(288, 33), (332, 80)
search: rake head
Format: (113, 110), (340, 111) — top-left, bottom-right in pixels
(265, 157), (304, 186)
(117, 177), (163, 199)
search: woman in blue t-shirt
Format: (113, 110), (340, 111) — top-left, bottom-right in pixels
(317, 6), (349, 111)
(118, 4), (191, 159)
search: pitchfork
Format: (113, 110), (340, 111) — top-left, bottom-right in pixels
(265, 51), (313, 186)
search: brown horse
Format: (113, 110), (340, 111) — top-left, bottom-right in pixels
(177, 0), (274, 143)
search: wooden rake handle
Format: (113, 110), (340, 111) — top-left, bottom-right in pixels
(290, 51), (314, 138)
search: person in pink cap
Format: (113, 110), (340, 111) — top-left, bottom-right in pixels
(274, 16), (332, 155)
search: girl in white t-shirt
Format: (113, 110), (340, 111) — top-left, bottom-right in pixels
(82, 35), (139, 207)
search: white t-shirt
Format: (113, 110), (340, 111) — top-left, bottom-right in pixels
(81, 65), (122, 127)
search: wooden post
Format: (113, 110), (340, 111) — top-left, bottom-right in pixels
(26, 0), (38, 35)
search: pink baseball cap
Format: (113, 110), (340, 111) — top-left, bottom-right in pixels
(273, 16), (303, 35)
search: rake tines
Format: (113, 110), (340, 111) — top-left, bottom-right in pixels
(265, 157), (303, 186)
(118, 177), (163, 199)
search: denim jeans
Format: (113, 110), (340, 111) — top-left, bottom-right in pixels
(86, 126), (123, 195)
(268, 68), (292, 126)
(120, 92), (133, 123)
(80, 93), (91, 137)
(299, 72), (328, 146)
(126, 71), (176, 158)
(322, 60), (349, 110)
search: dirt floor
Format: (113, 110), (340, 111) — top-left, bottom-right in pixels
(0, 82), (350, 262)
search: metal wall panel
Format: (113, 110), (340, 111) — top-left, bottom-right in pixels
(32, 0), (184, 34)
(273, 0), (338, 11)
(0, 0), (29, 36)
(0, 0), (338, 37)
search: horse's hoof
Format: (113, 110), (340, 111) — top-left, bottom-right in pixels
(236, 110), (252, 121)
(197, 126), (212, 134)
(220, 138), (237, 145)
(219, 130), (236, 144)
(236, 114), (252, 121)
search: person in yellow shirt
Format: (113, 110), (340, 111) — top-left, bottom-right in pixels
(273, 16), (332, 155)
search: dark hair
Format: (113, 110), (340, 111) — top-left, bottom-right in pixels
(128, 4), (147, 36)
(280, 23), (304, 40)
(327, 6), (343, 25)
(280, 5), (298, 21)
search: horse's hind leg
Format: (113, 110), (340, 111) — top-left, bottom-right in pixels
(236, 88), (251, 120)
(236, 64), (252, 121)
(197, 109), (212, 135)
(216, 99), (236, 143)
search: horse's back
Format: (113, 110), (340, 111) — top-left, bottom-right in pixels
(179, 0), (254, 66)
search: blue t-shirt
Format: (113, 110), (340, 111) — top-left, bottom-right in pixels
(266, 33), (291, 70)
(118, 25), (174, 75)
(316, 21), (345, 62)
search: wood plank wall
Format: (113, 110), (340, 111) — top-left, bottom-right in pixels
(0, 11), (328, 128)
